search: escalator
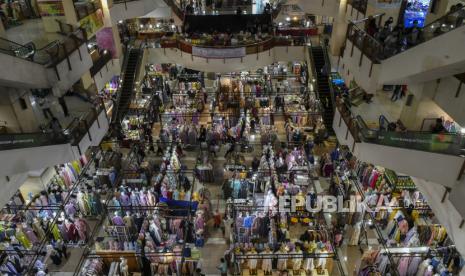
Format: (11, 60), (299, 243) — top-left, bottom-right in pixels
(311, 46), (334, 133)
(113, 48), (142, 122)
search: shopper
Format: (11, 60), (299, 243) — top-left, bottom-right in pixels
(50, 117), (64, 138)
(39, 97), (54, 119)
(431, 118), (446, 133)
(193, 268), (205, 276)
(58, 96), (69, 117)
(224, 141), (235, 158)
(391, 85), (402, 101)
(217, 258), (228, 276)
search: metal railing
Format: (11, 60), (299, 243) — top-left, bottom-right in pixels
(149, 35), (307, 55)
(346, 6), (465, 63)
(335, 97), (465, 156)
(90, 50), (113, 76)
(0, 100), (106, 151)
(0, 27), (87, 76)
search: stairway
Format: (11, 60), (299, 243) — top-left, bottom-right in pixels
(311, 46), (334, 133)
(113, 48), (141, 122)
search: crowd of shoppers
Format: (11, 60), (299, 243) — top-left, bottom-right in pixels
(354, 4), (464, 60)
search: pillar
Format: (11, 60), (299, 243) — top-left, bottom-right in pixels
(330, 0), (349, 57)
(62, 0), (79, 25)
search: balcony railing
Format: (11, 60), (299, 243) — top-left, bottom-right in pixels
(0, 101), (106, 151)
(90, 50), (113, 76)
(346, 5), (465, 63)
(149, 35), (306, 56)
(335, 97), (465, 156)
(0, 28), (87, 79)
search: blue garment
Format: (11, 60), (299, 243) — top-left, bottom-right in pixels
(243, 216), (254, 228)
(232, 180), (241, 198)
(431, 257), (441, 269)
(330, 149), (340, 161)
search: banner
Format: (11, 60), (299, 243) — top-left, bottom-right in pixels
(79, 9), (104, 38)
(374, 132), (463, 155)
(192, 46), (246, 59)
(38, 0), (65, 16)
(96, 27), (116, 58)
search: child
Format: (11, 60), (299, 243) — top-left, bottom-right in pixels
(213, 210), (222, 228)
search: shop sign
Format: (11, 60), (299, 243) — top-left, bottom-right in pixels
(375, 132), (463, 155)
(38, 0), (65, 17)
(79, 9), (104, 38)
(192, 46), (246, 59)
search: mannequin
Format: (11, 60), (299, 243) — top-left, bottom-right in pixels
(424, 265), (433, 276)
(315, 246), (327, 274)
(64, 219), (78, 242)
(149, 219), (162, 244)
(147, 188), (156, 206)
(247, 247), (258, 275)
(261, 246), (272, 275)
(139, 188), (148, 206)
(75, 215), (88, 242)
(112, 212), (125, 226)
(123, 211), (136, 234)
(416, 259), (431, 276)
(77, 191), (87, 215)
(130, 190), (140, 206)
(15, 228), (32, 249)
(22, 223), (39, 244)
(293, 245), (303, 272)
(32, 218), (46, 240)
(277, 245), (288, 271)
(120, 257), (129, 276)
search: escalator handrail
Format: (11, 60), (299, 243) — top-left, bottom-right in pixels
(112, 43), (144, 123)
(111, 43), (133, 123)
(379, 114), (390, 130)
(321, 41), (336, 113)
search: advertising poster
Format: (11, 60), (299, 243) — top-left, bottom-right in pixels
(96, 27), (117, 58)
(404, 0), (431, 27)
(192, 46), (246, 58)
(79, 9), (104, 38)
(37, 0), (65, 16)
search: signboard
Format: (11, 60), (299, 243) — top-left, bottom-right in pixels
(404, 0), (431, 27)
(79, 9), (104, 38)
(96, 27), (116, 58)
(375, 132), (462, 155)
(192, 46), (246, 59)
(38, 0), (65, 16)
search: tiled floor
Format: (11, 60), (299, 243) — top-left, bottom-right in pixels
(350, 89), (405, 128)
(5, 19), (64, 47)
(32, 95), (95, 128)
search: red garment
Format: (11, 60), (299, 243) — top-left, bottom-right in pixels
(66, 223), (78, 241)
(369, 172), (379, 189)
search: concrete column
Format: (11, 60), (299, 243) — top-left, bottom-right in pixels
(330, 0), (348, 57)
(111, 24), (123, 59)
(399, 81), (450, 130)
(62, 0), (79, 25)
(0, 88), (41, 133)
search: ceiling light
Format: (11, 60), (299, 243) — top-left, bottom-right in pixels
(118, 20), (123, 24)
(285, 17), (290, 21)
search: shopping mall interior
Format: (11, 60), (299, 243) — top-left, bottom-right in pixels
(0, 0), (465, 275)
